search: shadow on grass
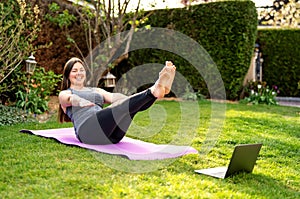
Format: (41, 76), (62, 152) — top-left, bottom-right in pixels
(225, 173), (300, 198)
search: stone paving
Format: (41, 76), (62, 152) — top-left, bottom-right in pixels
(276, 97), (300, 108)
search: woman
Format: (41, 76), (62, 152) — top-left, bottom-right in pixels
(58, 57), (176, 145)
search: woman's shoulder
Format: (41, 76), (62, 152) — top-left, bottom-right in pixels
(59, 89), (72, 95)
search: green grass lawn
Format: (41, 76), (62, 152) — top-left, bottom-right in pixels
(0, 100), (299, 198)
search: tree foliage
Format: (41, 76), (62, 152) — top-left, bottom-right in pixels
(46, 0), (152, 86)
(0, 0), (40, 84)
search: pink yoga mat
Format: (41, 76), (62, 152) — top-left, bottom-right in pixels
(20, 128), (198, 160)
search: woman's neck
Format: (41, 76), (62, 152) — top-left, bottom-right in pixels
(70, 85), (85, 90)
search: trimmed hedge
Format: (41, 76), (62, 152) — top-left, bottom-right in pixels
(257, 28), (300, 97)
(124, 1), (258, 100)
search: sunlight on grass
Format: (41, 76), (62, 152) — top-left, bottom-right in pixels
(0, 101), (299, 198)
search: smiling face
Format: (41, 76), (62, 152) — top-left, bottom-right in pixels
(69, 62), (86, 88)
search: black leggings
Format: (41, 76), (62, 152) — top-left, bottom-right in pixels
(77, 89), (157, 145)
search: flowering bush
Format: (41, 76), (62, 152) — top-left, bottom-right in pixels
(15, 68), (61, 114)
(243, 81), (279, 105)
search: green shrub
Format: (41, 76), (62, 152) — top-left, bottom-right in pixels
(257, 28), (300, 97)
(0, 68), (25, 104)
(0, 0), (40, 91)
(125, 1), (257, 100)
(15, 67), (62, 114)
(0, 105), (35, 126)
(181, 86), (206, 101)
(0, 0), (41, 104)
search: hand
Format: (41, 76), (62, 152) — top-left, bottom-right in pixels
(78, 98), (95, 107)
(70, 94), (95, 107)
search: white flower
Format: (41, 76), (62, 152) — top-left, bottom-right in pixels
(272, 92), (276, 95)
(251, 90), (255, 95)
(257, 84), (262, 89)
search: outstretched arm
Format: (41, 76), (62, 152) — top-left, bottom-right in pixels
(59, 90), (95, 110)
(95, 88), (128, 104)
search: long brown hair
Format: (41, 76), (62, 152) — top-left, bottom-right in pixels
(58, 57), (89, 123)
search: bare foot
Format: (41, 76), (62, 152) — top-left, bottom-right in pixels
(151, 61), (176, 98)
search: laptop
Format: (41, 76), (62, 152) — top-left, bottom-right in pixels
(194, 143), (262, 179)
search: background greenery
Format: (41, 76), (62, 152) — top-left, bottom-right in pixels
(0, 101), (299, 198)
(0, 0), (41, 105)
(2, 0), (299, 110)
(257, 28), (300, 97)
(124, 1), (258, 100)
(15, 67), (61, 114)
(0, 105), (34, 126)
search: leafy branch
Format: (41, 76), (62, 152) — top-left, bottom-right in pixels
(0, 0), (41, 84)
